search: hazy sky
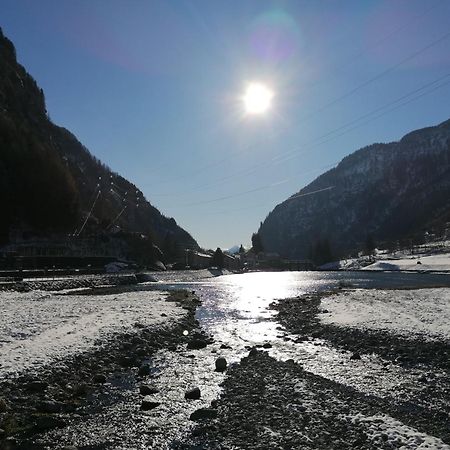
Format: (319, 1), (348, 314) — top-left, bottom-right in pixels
(2, 0), (450, 249)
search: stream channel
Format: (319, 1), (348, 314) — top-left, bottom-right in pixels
(45, 270), (450, 449)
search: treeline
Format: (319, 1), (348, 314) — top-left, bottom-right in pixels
(0, 114), (80, 243)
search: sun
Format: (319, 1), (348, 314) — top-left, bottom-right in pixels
(243, 82), (274, 115)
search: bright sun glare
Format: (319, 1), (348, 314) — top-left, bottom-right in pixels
(243, 82), (273, 115)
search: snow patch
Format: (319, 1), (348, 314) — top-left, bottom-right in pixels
(320, 288), (450, 340)
(0, 290), (185, 378)
(342, 413), (450, 449)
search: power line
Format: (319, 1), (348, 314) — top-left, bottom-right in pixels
(76, 189), (101, 236)
(182, 179), (291, 207)
(145, 7), (447, 191)
(296, 30), (450, 125)
(159, 73), (450, 201)
(163, 75), (449, 211)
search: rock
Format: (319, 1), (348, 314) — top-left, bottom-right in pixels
(220, 343), (232, 349)
(215, 357), (227, 372)
(73, 383), (89, 396)
(0, 398), (7, 412)
(93, 374), (107, 384)
(187, 339), (208, 350)
(418, 374), (428, 383)
(248, 347), (259, 357)
(350, 352), (361, 360)
(34, 415), (66, 431)
(138, 364), (151, 376)
(135, 347), (147, 357)
(190, 408), (218, 421)
(26, 381), (48, 392)
(141, 397), (160, 411)
(37, 400), (65, 414)
(139, 384), (159, 395)
(185, 387), (201, 400)
(262, 343), (272, 349)
(118, 356), (137, 367)
(135, 273), (158, 283)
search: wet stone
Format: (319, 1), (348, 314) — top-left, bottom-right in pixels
(185, 387), (201, 400)
(92, 373), (107, 384)
(215, 357), (227, 372)
(26, 381), (48, 393)
(141, 397), (160, 411)
(34, 415), (66, 431)
(37, 400), (65, 414)
(187, 339), (208, 350)
(73, 383), (89, 397)
(138, 364), (151, 376)
(139, 384), (159, 395)
(190, 408), (218, 421)
(118, 356), (136, 367)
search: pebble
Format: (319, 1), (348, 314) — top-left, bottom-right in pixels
(139, 385), (159, 395)
(187, 339), (208, 350)
(190, 408), (218, 421)
(138, 364), (151, 376)
(141, 397), (160, 411)
(37, 400), (65, 414)
(92, 374), (107, 384)
(215, 357), (227, 372)
(0, 397), (7, 412)
(26, 381), (48, 393)
(185, 387), (201, 400)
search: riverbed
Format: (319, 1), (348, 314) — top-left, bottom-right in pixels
(2, 270), (450, 449)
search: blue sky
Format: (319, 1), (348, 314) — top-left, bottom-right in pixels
(1, 0), (450, 249)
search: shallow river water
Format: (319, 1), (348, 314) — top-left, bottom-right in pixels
(45, 271), (450, 448)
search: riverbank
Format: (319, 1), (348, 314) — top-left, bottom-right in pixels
(0, 288), (203, 448)
(183, 286), (450, 449)
(187, 350), (450, 449)
(2, 272), (450, 448)
(0, 273), (139, 292)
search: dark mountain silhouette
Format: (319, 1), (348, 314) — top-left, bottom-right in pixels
(0, 28), (198, 261)
(258, 119), (450, 260)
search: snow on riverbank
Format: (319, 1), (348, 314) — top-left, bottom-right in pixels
(342, 413), (450, 449)
(320, 241), (450, 272)
(0, 290), (185, 378)
(319, 288), (450, 341)
(363, 253), (450, 272)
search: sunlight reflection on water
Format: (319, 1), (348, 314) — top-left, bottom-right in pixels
(155, 270), (450, 397)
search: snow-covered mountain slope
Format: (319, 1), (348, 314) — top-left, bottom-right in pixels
(258, 119), (450, 259)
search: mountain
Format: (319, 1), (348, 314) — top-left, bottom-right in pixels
(258, 119), (450, 261)
(0, 28), (198, 261)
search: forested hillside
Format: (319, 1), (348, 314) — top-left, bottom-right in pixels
(0, 28), (198, 261)
(257, 119), (450, 261)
